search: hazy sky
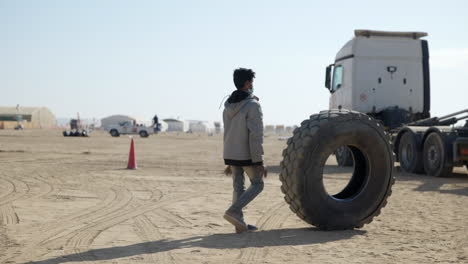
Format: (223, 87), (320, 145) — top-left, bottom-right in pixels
(1, 0), (467, 125)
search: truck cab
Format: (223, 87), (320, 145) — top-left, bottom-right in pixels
(325, 30), (430, 129)
(119, 121), (138, 134)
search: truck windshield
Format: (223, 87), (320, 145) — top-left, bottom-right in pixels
(332, 65), (343, 92)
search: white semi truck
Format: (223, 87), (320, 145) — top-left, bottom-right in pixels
(325, 30), (468, 177)
(276, 29), (467, 231)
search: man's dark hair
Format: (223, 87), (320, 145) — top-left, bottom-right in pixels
(233, 68), (256, 89)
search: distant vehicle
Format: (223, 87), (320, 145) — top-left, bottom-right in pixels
(106, 121), (154, 138)
(63, 119), (90, 137)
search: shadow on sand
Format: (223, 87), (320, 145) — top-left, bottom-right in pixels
(395, 166), (468, 197)
(28, 227), (365, 264)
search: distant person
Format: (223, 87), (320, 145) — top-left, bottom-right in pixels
(153, 115), (159, 126)
(223, 68), (266, 233)
(152, 114), (159, 132)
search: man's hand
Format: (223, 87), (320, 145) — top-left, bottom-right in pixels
(256, 165), (267, 178)
(224, 165), (232, 176)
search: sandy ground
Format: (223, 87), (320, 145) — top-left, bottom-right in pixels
(0, 129), (467, 264)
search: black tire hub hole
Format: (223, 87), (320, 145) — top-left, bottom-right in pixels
(323, 146), (369, 200)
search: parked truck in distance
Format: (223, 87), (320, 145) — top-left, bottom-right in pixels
(325, 29), (468, 177)
(63, 119), (91, 137)
(106, 121), (154, 137)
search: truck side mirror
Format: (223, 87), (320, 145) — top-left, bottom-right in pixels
(325, 64), (334, 90)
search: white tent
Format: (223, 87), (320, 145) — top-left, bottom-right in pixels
(187, 120), (214, 133)
(275, 125), (285, 134)
(158, 120), (168, 132)
(163, 118), (189, 132)
(0, 106), (56, 129)
(264, 125), (275, 134)
(286, 126), (296, 134)
(214, 121), (222, 133)
(100, 115), (135, 130)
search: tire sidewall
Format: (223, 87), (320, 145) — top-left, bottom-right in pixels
(423, 132), (448, 177)
(301, 120), (393, 228)
(398, 132), (419, 172)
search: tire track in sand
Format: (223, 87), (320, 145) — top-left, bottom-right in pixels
(63, 188), (157, 251)
(40, 186), (135, 245)
(0, 173), (55, 227)
(0, 171), (54, 224)
(0, 203), (19, 225)
(0, 176), (18, 225)
(1, 186), (134, 264)
(57, 187), (163, 264)
(0, 176), (29, 226)
(156, 208), (192, 227)
(58, 193), (198, 263)
(39, 186), (142, 264)
(0, 176), (29, 206)
(131, 208), (192, 263)
(29, 172), (54, 200)
(238, 202), (291, 263)
(133, 215), (173, 264)
(0, 177), (15, 201)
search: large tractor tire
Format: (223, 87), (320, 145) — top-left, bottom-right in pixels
(335, 146), (353, 166)
(423, 132), (453, 177)
(279, 110), (394, 230)
(398, 132), (424, 173)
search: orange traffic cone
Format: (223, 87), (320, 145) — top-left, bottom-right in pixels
(127, 138), (137, 169)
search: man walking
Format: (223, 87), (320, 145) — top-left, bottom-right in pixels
(152, 114), (159, 133)
(223, 68), (266, 233)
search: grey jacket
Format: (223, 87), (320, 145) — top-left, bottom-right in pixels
(223, 93), (264, 164)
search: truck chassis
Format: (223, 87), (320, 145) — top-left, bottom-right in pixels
(391, 109), (468, 177)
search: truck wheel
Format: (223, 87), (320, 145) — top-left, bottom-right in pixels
(279, 110), (394, 230)
(335, 146), (353, 166)
(110, 129), (120, 137)
(423, 132), (452, 177)
(139, 131), (149, 138)
(63, 131), (69, 137)
(398, 132), (424, 173)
